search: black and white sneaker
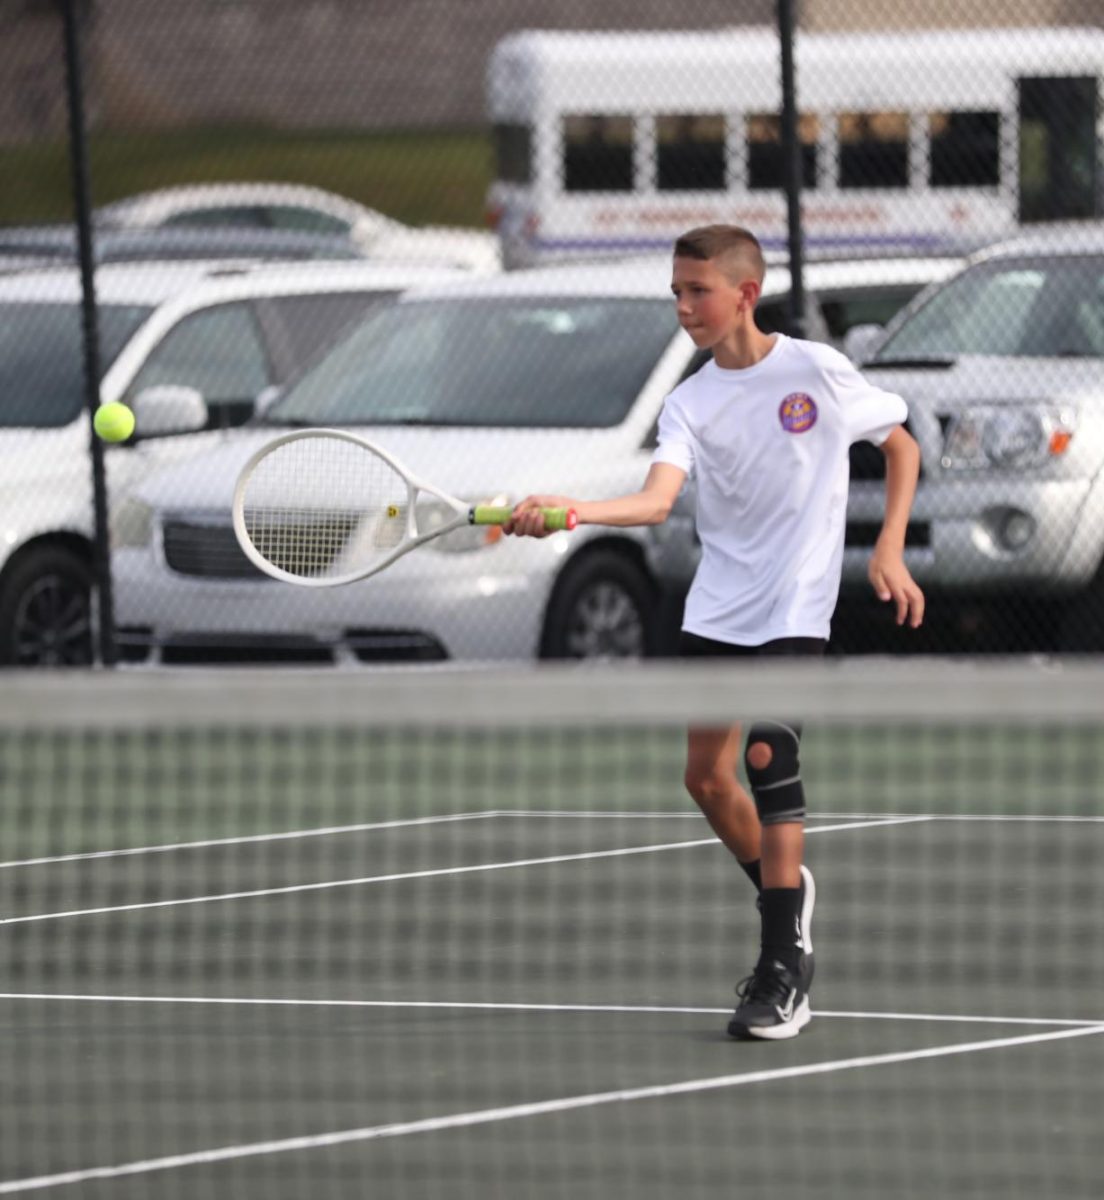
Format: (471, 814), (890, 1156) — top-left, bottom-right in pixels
(798, 863), (816, 992)
(727, 957), (811, 1041)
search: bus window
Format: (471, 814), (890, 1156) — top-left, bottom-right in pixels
(563, 115), (634, 192)
(930, 112), (1000, 188)
(747, 113), (818, 190)
(1018, 77), (1099, 221)
(657, 114), (726, 191)
(839, 112), (910, 189)
(494, 124), (532, 185)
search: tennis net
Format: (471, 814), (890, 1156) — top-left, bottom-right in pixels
(0, 659), (1101, 1198)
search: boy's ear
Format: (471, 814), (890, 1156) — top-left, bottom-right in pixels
(738, 278), (762, 310)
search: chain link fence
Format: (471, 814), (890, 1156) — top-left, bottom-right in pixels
(1, 0), (1103, 666)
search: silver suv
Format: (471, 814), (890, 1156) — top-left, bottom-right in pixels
(846, 228), (1104, 651)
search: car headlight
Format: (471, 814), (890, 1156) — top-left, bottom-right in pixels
(420, 495), (509, 554)
(109, 496), (153, 548)
(940, 406), (1075, 471)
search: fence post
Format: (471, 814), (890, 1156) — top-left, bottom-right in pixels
(778, 0), (807, 339)
(59, 0), (117, 667)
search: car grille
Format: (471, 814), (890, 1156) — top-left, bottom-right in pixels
(162, 519), (265, 579)
(114, 627), (447, 665)
(240, 512), (363, 578)
(163, 512), (390, 579)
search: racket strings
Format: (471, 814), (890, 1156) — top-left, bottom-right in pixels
(240, 438), (410, 580)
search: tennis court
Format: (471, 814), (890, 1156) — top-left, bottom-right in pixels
(1, 664), (1102, 1197)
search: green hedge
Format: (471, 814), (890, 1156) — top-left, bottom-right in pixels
(0, 126), (493, 229)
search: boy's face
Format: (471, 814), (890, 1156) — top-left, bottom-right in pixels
(670, 255), (760, 349)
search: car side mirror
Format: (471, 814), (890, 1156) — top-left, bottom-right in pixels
(843, 323), (885, 364)
(129, 385), (209, 436)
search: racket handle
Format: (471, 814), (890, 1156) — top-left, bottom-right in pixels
(471, 505), (578, 531)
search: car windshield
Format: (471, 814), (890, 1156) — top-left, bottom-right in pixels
(268, 297), (678, 427)
(0, 302), (152, 427)
(873, 254), (1104, 361)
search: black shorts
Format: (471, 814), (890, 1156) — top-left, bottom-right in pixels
(678, 631), (827, 659)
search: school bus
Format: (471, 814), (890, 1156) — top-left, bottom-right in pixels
(486, 27), (1104, 267)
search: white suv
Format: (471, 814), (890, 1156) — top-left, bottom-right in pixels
(0, 259), (467, 665)
(110, 254), (961, 665)
(842, 227), (1104, 651)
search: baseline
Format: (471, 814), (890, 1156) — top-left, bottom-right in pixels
(0, 991), (1097, 1028)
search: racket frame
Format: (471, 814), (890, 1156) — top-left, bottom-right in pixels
(232, 428), (573, 588)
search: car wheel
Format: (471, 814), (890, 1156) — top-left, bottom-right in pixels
(0, 546), (94, 667)
(541, 550), (655, 660)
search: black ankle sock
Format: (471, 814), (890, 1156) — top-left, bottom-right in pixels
(759, 887), (802, 972)
(739, 858), (762, 893)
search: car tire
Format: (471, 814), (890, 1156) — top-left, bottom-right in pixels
(0, 545), (94, 667)
(541, 550), (656, 660)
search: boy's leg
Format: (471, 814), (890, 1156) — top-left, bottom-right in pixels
(678, 634), (822, 1040)
(760, 820), (803, 889)
(745, 725), (813, 975)
(728, 721), (815, 1041)
(678, 632), (762, 884)
(684, 723), (762, 882)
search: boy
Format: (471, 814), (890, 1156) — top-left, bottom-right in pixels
(506, 225), (924, 1040)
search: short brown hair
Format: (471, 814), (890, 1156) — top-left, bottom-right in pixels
(673, 225), (766, 285)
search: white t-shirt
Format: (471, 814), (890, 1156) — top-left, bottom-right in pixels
(651, 334), (906, 645)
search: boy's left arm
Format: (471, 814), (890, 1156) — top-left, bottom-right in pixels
(869, 425), (925, 628)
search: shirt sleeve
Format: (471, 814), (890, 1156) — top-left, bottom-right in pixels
(650, 395), (696, 476)
(827, 354), (908, 446)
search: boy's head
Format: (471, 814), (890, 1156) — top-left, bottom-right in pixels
(671, 225), (767, 349)
(673, 225), (766, 288)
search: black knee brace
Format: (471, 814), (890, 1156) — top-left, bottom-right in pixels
(744, 721), (806, 825)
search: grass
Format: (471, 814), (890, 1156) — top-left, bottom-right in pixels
(0, 125), (494, 228)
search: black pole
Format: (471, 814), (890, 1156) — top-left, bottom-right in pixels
(778, 0), (807, 339)
(59, 0), (116, 667)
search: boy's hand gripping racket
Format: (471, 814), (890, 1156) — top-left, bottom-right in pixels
(232, 428), (577, 586)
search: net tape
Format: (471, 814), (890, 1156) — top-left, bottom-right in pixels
(4, 658), (1102, 730)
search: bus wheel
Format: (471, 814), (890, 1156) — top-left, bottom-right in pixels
(0, 546), (94, 667)
(541, 550), (655, 660)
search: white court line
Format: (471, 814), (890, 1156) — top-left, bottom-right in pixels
(2, 1021), (1102, 1195)
(492, 810), (1104, 824)
(0, 812), (495, 872)
(0, 991), (1098, 1028)
(4, 809), (1096, 875)
(908, 814), (1104, 824)
(0, 810), (902, 872)
(813, 1009), (1104, 1027)
(0, 837), (716, 927)
(0, 816), (919, 928)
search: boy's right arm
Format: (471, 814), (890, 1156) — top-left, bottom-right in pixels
(505, 463), (688, 537)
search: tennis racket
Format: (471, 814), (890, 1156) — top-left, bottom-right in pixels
(232, 428), (577, 586)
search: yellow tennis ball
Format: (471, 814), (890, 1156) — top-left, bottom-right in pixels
(94, 402), (135, 443)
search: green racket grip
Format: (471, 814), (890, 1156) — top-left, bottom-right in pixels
(471, 505), (578, 531)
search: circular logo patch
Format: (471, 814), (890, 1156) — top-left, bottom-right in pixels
(779, 392), (818, 434)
